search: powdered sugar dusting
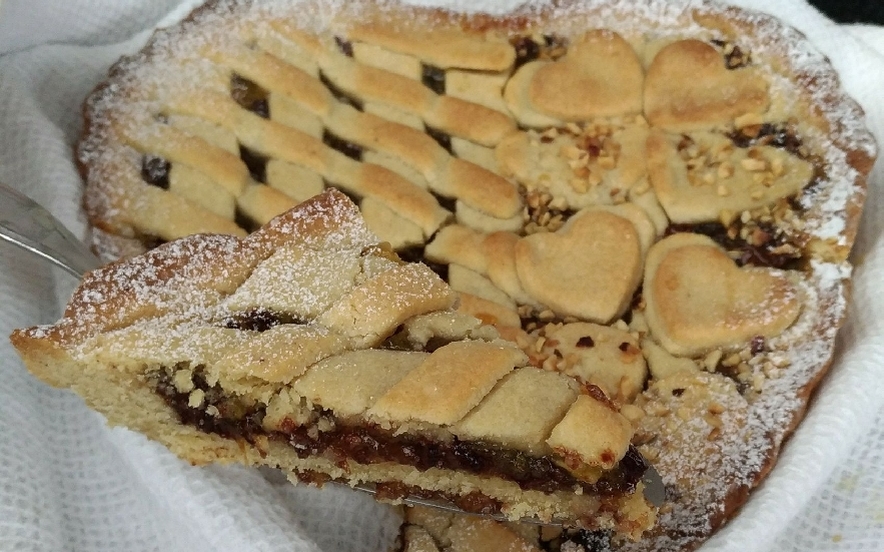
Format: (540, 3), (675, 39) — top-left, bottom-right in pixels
(622, 258), (852, 552)
(76, 0), (874, 248)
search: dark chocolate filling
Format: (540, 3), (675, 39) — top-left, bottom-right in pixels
(153, 369), (646, 497)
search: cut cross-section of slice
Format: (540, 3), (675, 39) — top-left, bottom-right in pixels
(10, 190), (656, 538)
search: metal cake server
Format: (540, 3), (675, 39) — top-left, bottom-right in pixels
(0, 183), (101, 277)
(0, 181), (665, 523)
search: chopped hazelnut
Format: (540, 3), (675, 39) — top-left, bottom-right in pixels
(187, 388), (205, 408)
(703, 349), (723, 371)
(719, 209), (736, 227)
(704, 413), (723, 428)
(741, 157), (767, 172)
(722, 352), (741, 367)
(598, 155), (616, 170)
(563, 145), (584, 160)
(735, 112), (764, 128)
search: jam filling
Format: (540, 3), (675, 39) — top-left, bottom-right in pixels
(560, 529), (614, 552)
(334, 36), (354, 57)
(727, 123), (805, 158)
(153, 369), (646, 496)
(510, 34), (568, 68)
(425, 126), (453, 154)
(239, 145), (268, 182)
(665, 221), (802, 270)
(319, 72), (364, 111)
(220, 309), (304, 332)
(141, 155), (170, 189)
(234, 206), (260, 233)
(421, 64), (446, 94)
(511, 36), (541, 68)
(709, 39), (751, 70)
(322, 130), (364, 161)
(231, 74), (270, 118)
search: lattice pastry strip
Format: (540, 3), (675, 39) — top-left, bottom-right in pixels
(345, 24), (517, 71)
(118, 121), (251, 197)
(97, 155), (245, 241)
(162, 45), (518, 229)
(162, 88), (449, 236)
(351, 42), (423, 80)
(96, 18), (535, 245)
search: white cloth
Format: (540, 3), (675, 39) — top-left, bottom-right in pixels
(0, 1), (881, 551)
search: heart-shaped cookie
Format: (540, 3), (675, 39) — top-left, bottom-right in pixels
(643, 233), (801, 357)
(646, 129), (814, 224)
(514, 208), (644, 323)
(644, 39), (769, 131)
(504, 30), (643, 124)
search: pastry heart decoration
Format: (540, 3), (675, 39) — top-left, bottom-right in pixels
(514, 208), (645, 324)
(644, 39), (770, 131)
(646, 129), (814, 224)
(643, 233), (801, 357)
(504, 30), (644, 123)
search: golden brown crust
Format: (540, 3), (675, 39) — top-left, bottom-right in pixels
(644, 39), (769, 131)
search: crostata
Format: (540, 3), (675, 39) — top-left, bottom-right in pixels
(15, 0), (878, 550)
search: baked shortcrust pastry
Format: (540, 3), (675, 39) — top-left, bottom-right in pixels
(12, 191), (657, 536)
(48, 0), (883, 549)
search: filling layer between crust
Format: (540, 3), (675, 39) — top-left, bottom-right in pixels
(151, 367), (647, 503)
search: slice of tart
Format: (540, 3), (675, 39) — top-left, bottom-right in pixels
(10, 190), (657, 538)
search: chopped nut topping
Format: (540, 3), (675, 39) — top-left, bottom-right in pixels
(188, 388), (205, 408)
(740, 157), (767, 172)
